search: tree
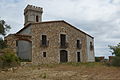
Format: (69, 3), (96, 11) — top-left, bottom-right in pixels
(0, 19), (11, 49)
(0, 38), (7, 49)
(109, 43), (120, 57)
(109, 43), (120, 66)
(0, 19), (11, 36)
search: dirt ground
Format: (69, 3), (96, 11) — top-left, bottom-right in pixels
(0, 63), (120, 80)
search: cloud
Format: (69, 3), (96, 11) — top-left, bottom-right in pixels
(0, 0), (120, 58)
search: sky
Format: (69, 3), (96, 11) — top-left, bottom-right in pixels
(0, 0), (120, 58)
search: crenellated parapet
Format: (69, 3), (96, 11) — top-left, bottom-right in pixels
(24, 5), (43, 14)
(24, 5), (43, 27)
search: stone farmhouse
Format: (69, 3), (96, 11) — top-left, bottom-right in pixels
(5, 5), (95, 64)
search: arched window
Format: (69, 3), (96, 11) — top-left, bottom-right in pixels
(36, 15), (39, 22)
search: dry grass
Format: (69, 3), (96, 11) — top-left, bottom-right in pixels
(0, 62), (120, 80)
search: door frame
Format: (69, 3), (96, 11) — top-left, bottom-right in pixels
(60, 50), (68, 62)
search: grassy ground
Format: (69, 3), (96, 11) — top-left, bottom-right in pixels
(0, 62), (120, 80)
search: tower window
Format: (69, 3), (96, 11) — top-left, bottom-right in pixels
(25, 15), (28, 23)
(43, 52), (46, 57)
(36, 16), (39, 22)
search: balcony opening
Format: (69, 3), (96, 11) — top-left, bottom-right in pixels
(60, 34), (68, 48)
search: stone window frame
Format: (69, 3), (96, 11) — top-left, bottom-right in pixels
(40, 33), (49, 46)
(76, 38), (82, 49)
(90, 41), (94, 50)
(59, 32), (68, 43)
(42, 52), (47, 57)
(59, 49), (69, 63)
(36, 15), (39, 22)
(59, 32), (68, 48)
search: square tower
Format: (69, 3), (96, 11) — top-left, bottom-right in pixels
(24, 5), (43, 27)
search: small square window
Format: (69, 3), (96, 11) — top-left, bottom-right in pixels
(43, 52), (46, 57)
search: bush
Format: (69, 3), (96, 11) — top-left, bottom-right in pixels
(0, 48), (20, 68)
(111, 56), (120, 66)
(95, 57), (101, 62)
(0, 38), (7, 49)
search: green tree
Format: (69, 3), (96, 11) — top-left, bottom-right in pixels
(0, 19), (11, 36)
(109, 43), (120, 57)
(0, 38), (7, 49)
(0, 19), (11, 49)
(109, 43), (120, 66)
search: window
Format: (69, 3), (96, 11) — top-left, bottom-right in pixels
(16, 41), (18, 46)
(90, 42), (93, 50)
(36, 15), (39, 22)
(43, 52), (46, 57)
(77, 40), (81, 49)
(42, 35), (47, 45)
(25, 15), (28, 23)
(60, 34), (66, 46)
(77, 52), (81, 62)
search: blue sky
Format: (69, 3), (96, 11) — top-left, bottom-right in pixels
(0, 0), (120, 58)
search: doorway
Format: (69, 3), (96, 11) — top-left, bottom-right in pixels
(60, 50), (68, 62)
(77, 52), (81, 62)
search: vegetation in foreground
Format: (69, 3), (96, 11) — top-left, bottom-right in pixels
(0, 62), (120, 80)
(109, 43), (120, 66)
(0, 48), (20, 69)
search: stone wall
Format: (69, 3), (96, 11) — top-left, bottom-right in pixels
(31, 21), (88, 64)
(5, 34), (17, 53)
(86, 35), (95, 62)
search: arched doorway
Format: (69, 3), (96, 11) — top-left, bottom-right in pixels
(60, 50), (68, 62)
(16, 40), (32, 61)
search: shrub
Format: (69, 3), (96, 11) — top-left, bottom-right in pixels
(111, 56), (120, 66)
(95, 57), (101, 62)
(0, 48), (20, 68)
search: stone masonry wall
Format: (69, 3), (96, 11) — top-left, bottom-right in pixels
(31, 21), (87, 64)
(5, 34), (17, 53)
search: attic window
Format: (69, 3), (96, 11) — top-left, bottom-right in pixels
(36, 16), (39, 22)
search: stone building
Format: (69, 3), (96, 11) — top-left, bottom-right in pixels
(5, 5), (95, 64)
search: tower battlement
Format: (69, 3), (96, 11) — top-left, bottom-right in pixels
(24, 5), (43, 14)
(24, 5), (43, 27)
